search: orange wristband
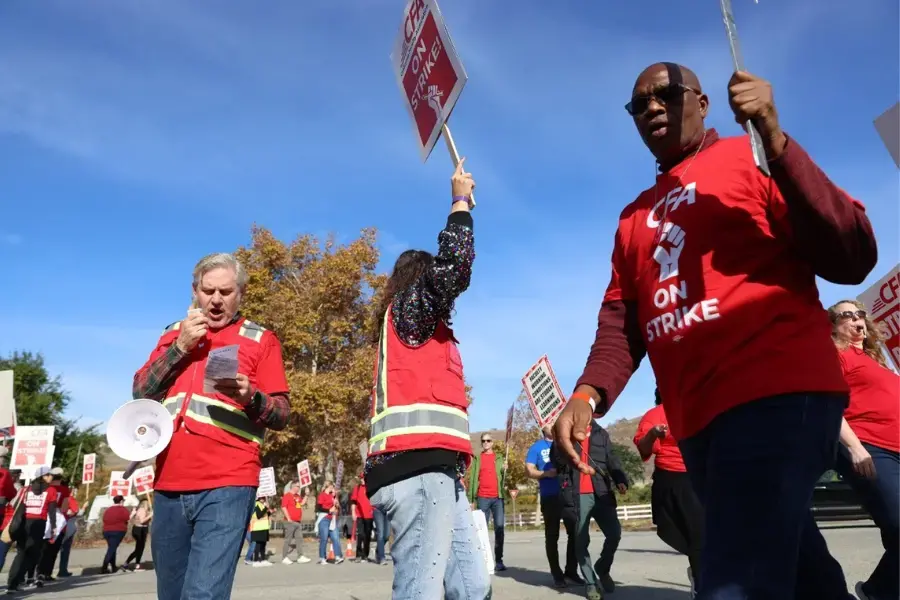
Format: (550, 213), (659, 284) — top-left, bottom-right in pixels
(570, 392), (597, 412)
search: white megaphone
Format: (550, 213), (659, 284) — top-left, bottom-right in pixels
(106, 399), (174, 479)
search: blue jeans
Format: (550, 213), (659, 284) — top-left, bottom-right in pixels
(151, 486), (256, 600)
(370, 470), (491, 600)
(317, 517), (342, 560)
(679, 393), (853, 600)
(476, 497), (505, 563)
(373, 508), (391, 563)
(243, 531), (255, 562)
(102, 531), (126, 570)
(58, 520), (77, 575)
(835, 441), (899, 598)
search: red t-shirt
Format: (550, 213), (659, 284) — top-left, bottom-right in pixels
(604, 134), (851, 439)
(579, 426), (593, 494)
(0, 470), (18, 529)
(63, 495), (80, 519)
(350, 484), (374, 519)
(103, 504), (131, 532)
(839, 347), (900, 453)
(144, 323), (290, 492)
(633, 404), (687, 473)
(316, 492), (335, 520)
(281, 492), (303, 522)
(24, 485), (58, 520)
(476, 454), (499, 498)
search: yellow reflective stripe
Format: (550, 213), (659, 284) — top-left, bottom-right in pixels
(368, 425), (472, 447)
(183, 394), (265, 445)
(161, 393), (186, 416)
(373, 310), (390, 415)
(238, 321), (265, 343)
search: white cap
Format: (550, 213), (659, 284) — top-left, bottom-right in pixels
(33, 466), (51, 478)
(50, 467), (64, 476)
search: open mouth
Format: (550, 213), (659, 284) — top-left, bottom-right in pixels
(208, 309), (225, 319)
(647, 119), (668, 139)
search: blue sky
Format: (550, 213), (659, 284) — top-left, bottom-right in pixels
(0, 0), (897, 434)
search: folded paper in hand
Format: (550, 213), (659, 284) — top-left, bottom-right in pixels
(204, 345), (239, 393)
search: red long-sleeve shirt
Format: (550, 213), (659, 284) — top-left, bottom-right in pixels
(577, 131), (877, 440)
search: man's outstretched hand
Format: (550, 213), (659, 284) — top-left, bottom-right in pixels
(552, 385), (599, 475)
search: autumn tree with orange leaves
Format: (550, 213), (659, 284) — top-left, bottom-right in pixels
(235, 226), (386, 485)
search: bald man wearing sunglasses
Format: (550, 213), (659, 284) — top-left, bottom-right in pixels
(554, 62), (876, 600)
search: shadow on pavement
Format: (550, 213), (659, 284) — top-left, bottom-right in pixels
(80, 561), (155, 576)
(496, 567), (692, 598)
(10, 576), (103, 598)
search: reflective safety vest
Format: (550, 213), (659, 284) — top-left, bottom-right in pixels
(251, 502), (270, 531)
(368, 307), (472, 460)
(156, 316), (271, 455)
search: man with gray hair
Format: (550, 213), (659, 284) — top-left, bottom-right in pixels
(133, 252), (291, 600)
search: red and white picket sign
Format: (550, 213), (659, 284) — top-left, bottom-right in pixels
(108, 471), (132, 498)
(858, 263), (900, 371)
(391, 0), (467, 161)
(132, 466), (155, 496)
(522, 355), (567, 428)
(297, 460), (312, 489)
(82, 453), (96, 484)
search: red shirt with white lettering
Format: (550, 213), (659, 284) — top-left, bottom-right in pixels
(476, 454), (499, 499)
(633, 405), (686, 473)
(839, 347), (900, 453)
(24, 485), (57, 520)
(579, 426), (593, 494)
(316, 492), (335, 520)
(604, 134), (851, 439)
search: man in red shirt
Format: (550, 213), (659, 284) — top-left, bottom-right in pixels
(132, 253), (291, 600)
(7, 466), (58, 592)
(349, 474), (375, 563)
(554, 63), (876, 599)
(280, 481), (310, 565)
(467, 434), (508, 571)
(0, 447), (18, 573)
(37, 468), (70, 581)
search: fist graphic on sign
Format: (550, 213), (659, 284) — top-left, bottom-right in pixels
(425, 84), (444, 122)
(653, 223), (686, 282)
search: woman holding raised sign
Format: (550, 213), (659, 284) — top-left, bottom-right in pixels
(363, 161), (490, 599)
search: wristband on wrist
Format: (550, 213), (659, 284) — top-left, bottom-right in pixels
(452, 195), (471, 205)
(570, 392), (596, 412)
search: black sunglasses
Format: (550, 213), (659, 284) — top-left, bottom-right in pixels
(481, 439), (492, 444)
(836, 310), (867, 321)
(625, 83), (700, 117)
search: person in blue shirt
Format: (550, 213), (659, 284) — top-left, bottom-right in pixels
(526, 426), (583, 588)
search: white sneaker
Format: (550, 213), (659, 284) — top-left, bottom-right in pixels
(317, 559), (328, 565)
(296, 556), (311, 564)
(281, 557), (293, 565)
(334, 557), (345, 564)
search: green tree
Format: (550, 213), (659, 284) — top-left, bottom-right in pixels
(610, 442), (645, 484)
(0, 351), (105, 475)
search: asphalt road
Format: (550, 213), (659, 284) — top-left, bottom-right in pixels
(12, 523), (882, 598)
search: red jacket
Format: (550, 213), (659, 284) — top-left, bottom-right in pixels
(367, 307), (472, 460)
(136, 316), (289, 491)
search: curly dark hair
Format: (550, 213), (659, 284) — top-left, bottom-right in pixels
(373, 250), (434, 343)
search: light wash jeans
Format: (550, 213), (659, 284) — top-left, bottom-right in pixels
(151, 486), (256, 600)
(370, 470), (492, 600)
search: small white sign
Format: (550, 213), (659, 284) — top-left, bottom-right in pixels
(11, 425), (55, 479)
(257, 466), (277, 498)
(521, 356), (567, 428)
(858, 263), (900, 371)
(82, 453), (96, 484)
(109, 470), (132, 498)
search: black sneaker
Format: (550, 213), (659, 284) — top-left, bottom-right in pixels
(566, 571), (585, 585)
(552, 576), (568, 588)
(494, 561), (507, 572)
(598, 572), (615, 593)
